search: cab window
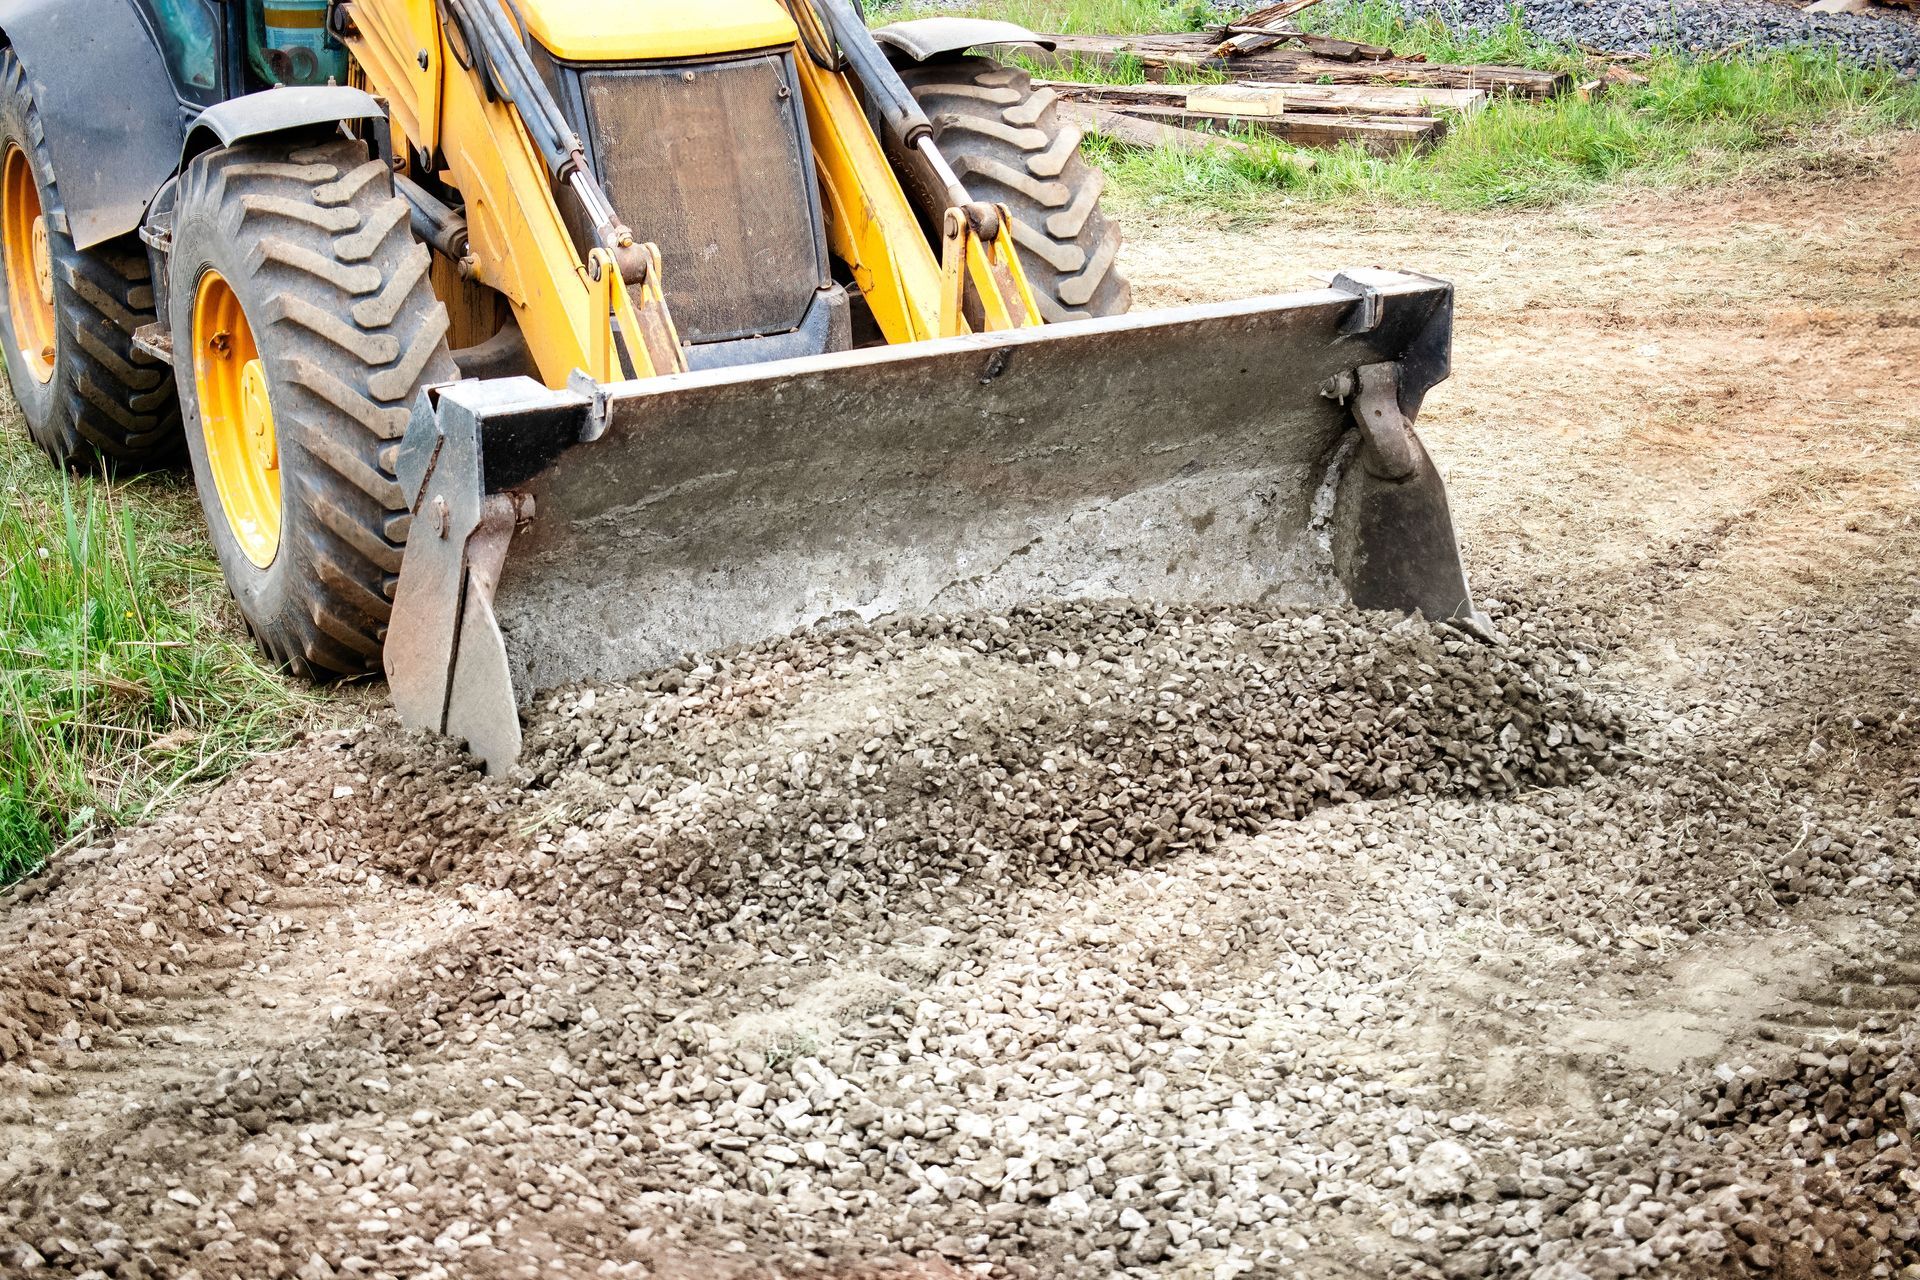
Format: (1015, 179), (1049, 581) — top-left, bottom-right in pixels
(144, 0), (222, 102)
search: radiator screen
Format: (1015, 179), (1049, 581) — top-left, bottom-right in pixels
(579, 53), (826, 345)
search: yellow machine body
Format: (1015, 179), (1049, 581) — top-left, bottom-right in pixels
(512, 0), (800, 61)
(339, 0), (1026, 391)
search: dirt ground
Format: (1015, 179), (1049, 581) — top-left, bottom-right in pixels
(3, 139), (1919, 1280)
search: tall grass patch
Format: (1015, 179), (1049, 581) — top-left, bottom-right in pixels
(0, 427), (304, 883)
(869, 0), (1217, 34)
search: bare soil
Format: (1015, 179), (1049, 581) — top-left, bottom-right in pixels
(3, 141), (1920, 1280)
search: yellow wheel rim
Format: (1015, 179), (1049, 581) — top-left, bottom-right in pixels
(2, 144), (56, 385)
(193, 270), (282, 569)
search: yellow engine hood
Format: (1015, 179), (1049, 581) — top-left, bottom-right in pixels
(514, 0), (799, 61)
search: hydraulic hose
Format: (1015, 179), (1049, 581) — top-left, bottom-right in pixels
(806, 0), (936, 150)
(438, 0), (630, 248)
(440, 0), (575, 176)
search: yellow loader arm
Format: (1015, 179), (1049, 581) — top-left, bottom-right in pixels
(339, 0), (1037, 387)
(343, 0), (684, 384)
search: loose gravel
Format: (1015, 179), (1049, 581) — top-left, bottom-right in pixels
(1362, 0), (1920, 72)
(2, 583), (1918, 1280)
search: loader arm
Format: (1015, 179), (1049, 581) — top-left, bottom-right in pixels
(792, 50), (944, 345)
(339, 0), (683, 385)
(342, 0), (1036, 372)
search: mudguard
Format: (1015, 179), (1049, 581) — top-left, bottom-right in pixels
(0, 0), (183, 248)
(182, 86), (387, 162)
(871, 18), (1054, 62)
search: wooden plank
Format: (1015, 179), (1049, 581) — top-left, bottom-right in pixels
(1187, 83), (1288, 116)
(1273, 81), (1486, 115)
(1054, 101), (1257, 155)
(1222, 28), (1395, 61)
(1214, 30), (1287, 58)
(1109, 102), (1446, 155)
(1232, 0), (1330, 26)
(1022, 33), (1572, 97)
(1041, 78), (1487, 118)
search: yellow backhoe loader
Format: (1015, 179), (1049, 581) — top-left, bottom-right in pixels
(0, 0), (1483, 771)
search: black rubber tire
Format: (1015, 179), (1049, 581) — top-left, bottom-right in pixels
(0, 50), (179, 469)
(896, 56), (1131, 322)
(169, 137), (454, 680)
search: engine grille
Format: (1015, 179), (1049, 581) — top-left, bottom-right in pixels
(578, 52), (827, 347)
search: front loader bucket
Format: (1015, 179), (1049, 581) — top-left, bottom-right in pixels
(386, 268), (1482, 772)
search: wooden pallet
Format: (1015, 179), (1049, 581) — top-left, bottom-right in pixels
(1020, 32), (1573, 99)
(1043, 79), (1490, 120)
(1101, 102), (1448, 155)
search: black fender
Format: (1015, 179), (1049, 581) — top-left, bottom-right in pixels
(181, 85), (387, 165)
(870, 17), (1053, 63)
(0, 0), (185, 249)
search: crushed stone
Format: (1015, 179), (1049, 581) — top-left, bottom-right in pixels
(0, 592), (1916, 1279)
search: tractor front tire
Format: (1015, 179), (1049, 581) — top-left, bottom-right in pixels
(897, 56), (1131, 322)
(0, 49), (179, 469)
(169, 137), (454, 680)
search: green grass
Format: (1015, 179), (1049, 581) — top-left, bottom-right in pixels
(870, 0), (1217, 34)
(0, 424), (306, 884)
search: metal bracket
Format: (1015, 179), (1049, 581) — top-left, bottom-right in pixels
(566, 370), (616, 444)
(1320, 362), (1418, 481)
(1348, 362), (1420, 481)
(130, 322), (173, 367)
(1330, 268), (1389, 335)
(938, 201), (1042, 338)
(386, 378), (589, 774)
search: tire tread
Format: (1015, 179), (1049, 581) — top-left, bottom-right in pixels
(171, 138), (455, 679)
(0, 50), (180, 469)
(901, 57), (1132, 322)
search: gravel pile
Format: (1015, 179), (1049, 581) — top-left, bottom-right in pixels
(2, 594), (1918, 1279)
(1360, 0), (1920, 72)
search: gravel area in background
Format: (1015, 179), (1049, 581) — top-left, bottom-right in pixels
(1367, 0), (1920, 71)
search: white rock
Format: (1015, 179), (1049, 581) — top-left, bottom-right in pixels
(1407, 1140), (1478, 1203)
(1048, 1189), (1092, 1221)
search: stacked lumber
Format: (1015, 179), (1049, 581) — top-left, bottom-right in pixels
(1003, 26), (1573, 156)
(1044, 79), (1486, 156)
(1054, 101), (1259, 156)
(1020, 32), (1573, 98)
(1091, 101), (1447, 154)
(1045, 79), (1489, 119)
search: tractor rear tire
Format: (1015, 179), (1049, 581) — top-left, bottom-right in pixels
(897, 56), (1131, 322)
(0, 49), (179, 470)
(169, 137), (455, 680)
